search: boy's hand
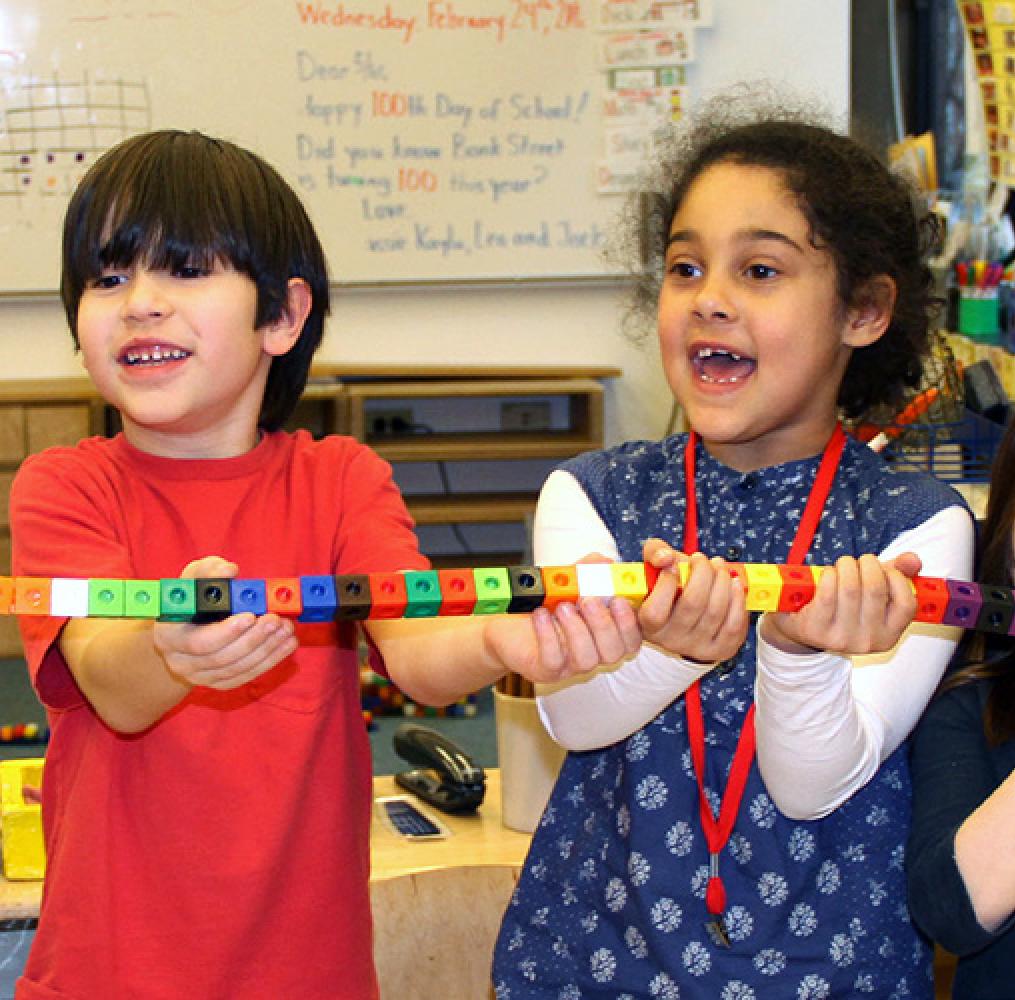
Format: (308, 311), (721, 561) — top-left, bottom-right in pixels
(759, 553), (921, 656)
(483, 553), (643, 684)
(153, 556), (298, 690)
(637, 541), (749, 665)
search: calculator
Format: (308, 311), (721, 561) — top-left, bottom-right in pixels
(377, 795), (450, 840)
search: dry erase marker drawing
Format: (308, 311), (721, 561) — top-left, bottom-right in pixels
(0, 71), (151, 202)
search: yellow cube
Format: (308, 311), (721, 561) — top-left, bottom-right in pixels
(1, 758), (45, 880)
(610, 563), (649, 607)
(743, 564), (784, 612)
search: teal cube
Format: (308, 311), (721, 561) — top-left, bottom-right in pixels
(159, 579), (197, 622)
(403, 570), (441, 617)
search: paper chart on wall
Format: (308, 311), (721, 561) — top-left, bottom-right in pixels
(594, 0), (712, 193)
(961, 0), (1015, 186)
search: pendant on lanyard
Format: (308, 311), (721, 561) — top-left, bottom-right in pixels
(682, 425), (847, 946)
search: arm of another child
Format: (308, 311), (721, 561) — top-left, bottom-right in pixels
(909, 685), (1015, 949)
(952, 762), (1015, 933)
(59, 556), (299, 733)
(754, 504), (974, 820)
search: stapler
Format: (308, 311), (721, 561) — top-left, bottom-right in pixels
(392, 723), (486, 814)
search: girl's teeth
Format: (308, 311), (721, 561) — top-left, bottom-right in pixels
(694, 347), (755, 384)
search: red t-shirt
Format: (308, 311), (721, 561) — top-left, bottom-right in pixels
(11, 430), (428, 1000)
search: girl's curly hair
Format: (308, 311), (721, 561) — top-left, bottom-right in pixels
(614, 88), (942, 421)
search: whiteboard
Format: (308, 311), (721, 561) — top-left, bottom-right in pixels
(0, 0), (648, 293)
(0, 1), (853, 295)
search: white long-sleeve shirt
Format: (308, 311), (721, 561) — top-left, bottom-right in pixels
(533, 467), (975, 819)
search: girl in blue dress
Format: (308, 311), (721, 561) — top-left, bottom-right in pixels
(493, 101), (975, 998)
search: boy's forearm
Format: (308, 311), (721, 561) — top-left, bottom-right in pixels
(59, 618), (192, 733)
(367, 617), (508, 706)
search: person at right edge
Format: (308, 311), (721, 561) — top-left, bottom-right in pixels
(908, 413), (1015, 999)
(493, 91), (974, 998)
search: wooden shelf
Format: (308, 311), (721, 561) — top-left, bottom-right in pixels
(341, 374), (612, 549)
(370, 431), (600, 463)
(312, 363), (621, 381)
(344, 377), (604, 397)
(427, 551), (528, 570)
(342, 378), (604, 442)
(0, 378), (98, 404)
(406, 493), (536, 525)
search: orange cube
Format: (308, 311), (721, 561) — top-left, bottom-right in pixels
(540, 566), (579, 610)
(14, 578), (51, 616)
(777, 566), (817, 612)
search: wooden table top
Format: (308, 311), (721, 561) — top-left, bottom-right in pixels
(1, 769), (530, 919)
(371, 770), (530, 881)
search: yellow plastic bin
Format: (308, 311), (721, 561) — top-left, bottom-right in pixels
(0, 758), (45, 880)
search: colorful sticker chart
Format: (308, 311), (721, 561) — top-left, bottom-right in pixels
(595, 0), (713, 192)
(960, 1), (1015, 184)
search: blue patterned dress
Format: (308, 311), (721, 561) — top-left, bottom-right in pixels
(493, 433), (962, 1000)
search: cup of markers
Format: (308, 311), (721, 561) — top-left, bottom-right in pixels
(956, 259), (1004, 339)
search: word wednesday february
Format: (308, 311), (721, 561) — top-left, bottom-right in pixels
(295, 3), (514, 44)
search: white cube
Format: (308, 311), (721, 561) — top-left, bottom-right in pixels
(50, 578), (90, 618)
(575, 563), (616, 599)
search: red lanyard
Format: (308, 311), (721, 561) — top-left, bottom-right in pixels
(682, 424), (847, 919)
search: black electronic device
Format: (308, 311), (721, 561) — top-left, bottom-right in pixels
(376, 795), (449, 840)
(393, 723), (486, 814)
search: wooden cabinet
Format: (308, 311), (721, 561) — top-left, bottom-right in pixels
(326, 366), (617, 566)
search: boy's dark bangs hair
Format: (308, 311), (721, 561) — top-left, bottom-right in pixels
(61, 130), (331, 430)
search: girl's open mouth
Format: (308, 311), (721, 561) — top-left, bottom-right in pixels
(691, 346), (756, 384)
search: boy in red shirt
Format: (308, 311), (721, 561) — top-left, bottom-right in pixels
(11, 130), (641, 1000)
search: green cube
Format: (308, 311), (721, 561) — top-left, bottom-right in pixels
(88, 579), (125, 618)
(472, 568), (511, 614)
(403, 570), (441, 617)
(159, 579), (197, 622)
(125, 580), (161, 619)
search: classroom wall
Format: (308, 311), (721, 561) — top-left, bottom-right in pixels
(0, 2), (850, 448)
